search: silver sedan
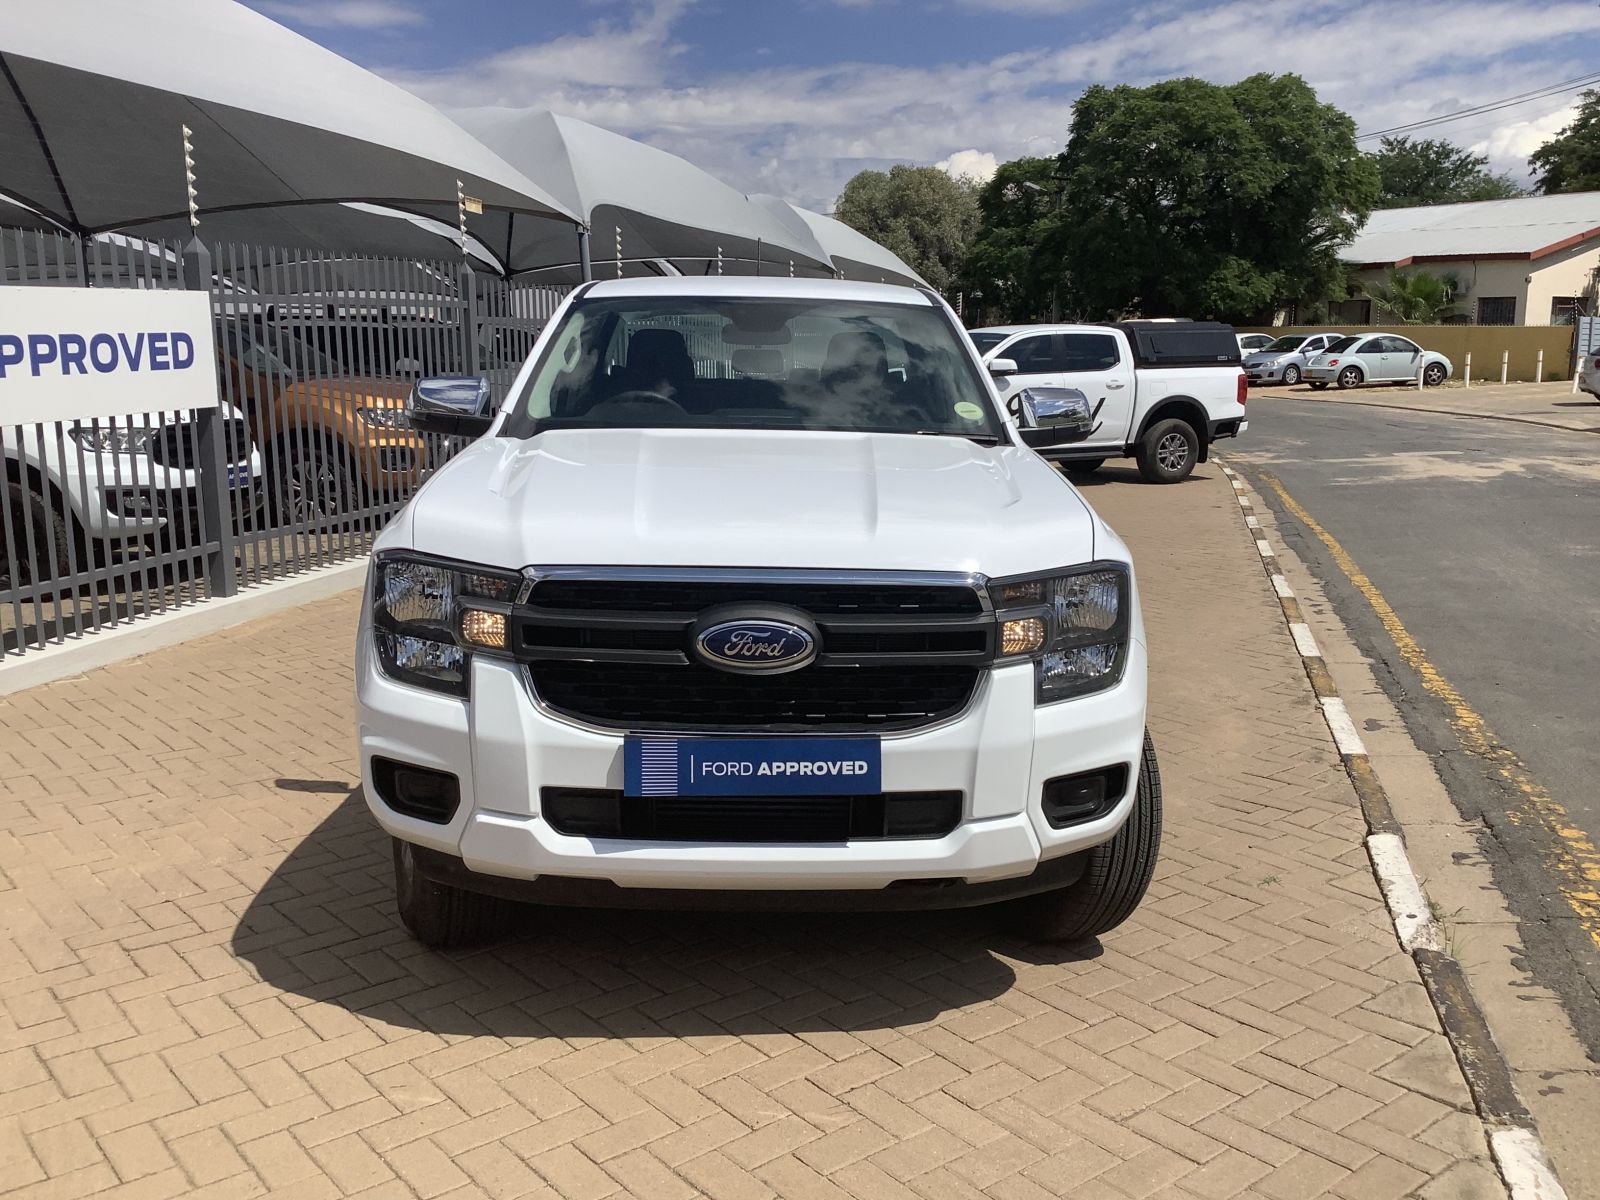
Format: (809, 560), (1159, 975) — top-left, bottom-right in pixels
(1242, 332), (1344, 387)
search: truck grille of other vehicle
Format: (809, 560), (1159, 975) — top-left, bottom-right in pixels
(148, 418), (253, 468)
(515, 574), (992, 732)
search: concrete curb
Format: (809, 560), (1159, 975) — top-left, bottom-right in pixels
(1218, 463), (1568, 1200)
(1256, 392), (1600, 439)
(0, 558), (368, 697)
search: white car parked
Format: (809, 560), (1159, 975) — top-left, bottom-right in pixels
(3, 406), (263, 589)
(358, 277), (1161, 948)
(1578, 348), (1600, 401)
(1242, 332), (1344, 387)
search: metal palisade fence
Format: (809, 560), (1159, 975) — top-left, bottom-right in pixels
(1, 226), (567, 659)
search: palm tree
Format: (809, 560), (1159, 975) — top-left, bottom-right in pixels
(1363, 269), (1462, 324)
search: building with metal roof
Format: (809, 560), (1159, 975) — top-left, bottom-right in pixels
(1338, 192), (1600, 326)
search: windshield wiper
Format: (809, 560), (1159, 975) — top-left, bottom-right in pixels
(912, 429), (1001, 445)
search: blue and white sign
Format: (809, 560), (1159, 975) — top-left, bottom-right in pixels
(0, 286), (218, 425)
(625, 737), (882, 797)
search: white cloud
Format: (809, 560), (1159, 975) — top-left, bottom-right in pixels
(937, 149), (1001, 183)
(376, 0), (1600, 210)
(256, 0), (425, 30)
(1470, 102), (1576, 179)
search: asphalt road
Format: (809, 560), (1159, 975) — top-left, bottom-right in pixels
(1228, 395), (1600, 1054)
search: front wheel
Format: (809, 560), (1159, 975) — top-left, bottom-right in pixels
(1336, 366), (1364, 390)
(1, 480), (76, 594)
(393, 838), (510, 948)
(1282, 364), (1301, 386)
(1422, 362), (1447, 387)
(1135, 418), (1199, 483)
(1001, 734), (1162, 944)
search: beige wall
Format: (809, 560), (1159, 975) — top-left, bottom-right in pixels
(1238, 324), (1576, 382)
(1348, 242), (1599, 326)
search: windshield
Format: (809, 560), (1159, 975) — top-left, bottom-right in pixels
(1265, 336), (1306, 352)
(502, 296), (1004, 442)
(224, 323), (338, 381)
(1324, 336), (1359, 354)
(968, 331), (1009, 355)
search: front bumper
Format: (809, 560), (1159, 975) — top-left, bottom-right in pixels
(356, 617), (1149, 898)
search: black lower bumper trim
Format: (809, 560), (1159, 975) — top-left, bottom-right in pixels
(411, 843), (1087, 912)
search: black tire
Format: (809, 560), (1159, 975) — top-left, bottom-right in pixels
(274, 435), (360, 526)
(1336, 365), (1364, 390)
(1422, 362), (1447, 387)
(1002, 733), (1163, 944)
(1135, 418), (1199, 484)
(1308, 382), (1329, 391)
(1063, 458), (1106, 477)
(393, 838), (510, 949)
(1, 480), (75, 593)
(1281, 363), (1301, 386)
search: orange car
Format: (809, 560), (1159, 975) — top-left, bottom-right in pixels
(219, 321), (431, 523)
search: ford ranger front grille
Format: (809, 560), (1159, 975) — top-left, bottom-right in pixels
(514, 569), (991, 733)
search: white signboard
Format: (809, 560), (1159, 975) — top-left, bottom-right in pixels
(0, 286), (218, 426)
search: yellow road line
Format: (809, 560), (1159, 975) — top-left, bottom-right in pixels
(1256, 469), (1600, 949)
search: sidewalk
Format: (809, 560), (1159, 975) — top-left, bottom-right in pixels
(1253, 378), (1600, 436)
(0, 466), (1507, 1199)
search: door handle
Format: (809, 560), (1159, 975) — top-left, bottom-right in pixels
(1105, 380), (1126, 389)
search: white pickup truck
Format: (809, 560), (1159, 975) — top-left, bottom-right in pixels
(969, 322), (1248, 483)
(358, 277), (1161, 949)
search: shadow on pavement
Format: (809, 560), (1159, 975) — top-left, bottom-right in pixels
(1062, 464), (1220, 488)
(233, 790), (1102, 1039)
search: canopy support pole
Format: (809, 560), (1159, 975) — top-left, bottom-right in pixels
(577, 226), (592, 281)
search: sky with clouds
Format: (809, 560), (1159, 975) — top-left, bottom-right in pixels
(246, 0), (1600, 210)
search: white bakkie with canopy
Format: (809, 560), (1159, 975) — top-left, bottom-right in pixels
(358, 277), (1161, 949)
(970, 320), (1248, 483)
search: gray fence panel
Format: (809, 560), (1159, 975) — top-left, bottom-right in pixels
(2, 226), (570, 660)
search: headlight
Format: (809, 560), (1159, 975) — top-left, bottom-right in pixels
(70, 424), (156, 454)
(371, 554), (519, 696)
(992, 564), (1131, 703)
(359, 406), (412, 429)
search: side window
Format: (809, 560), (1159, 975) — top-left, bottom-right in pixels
(1390, 338), (1420, 355)
(1055, 333), (1120, 372)
(1355, 338), (1385, 355)
(1009, 335), (1057, 373)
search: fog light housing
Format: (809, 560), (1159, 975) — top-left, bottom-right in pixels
(373, 758), (461, 824)
(1041, 765), (1128, 829)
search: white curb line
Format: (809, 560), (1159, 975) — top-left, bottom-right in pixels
(1491, 1128), (1568, 1200)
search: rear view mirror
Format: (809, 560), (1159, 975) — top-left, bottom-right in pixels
(409, 376), (494, 438)
(1016, 386), (1093, 448)
(987, 357), (1018, 377)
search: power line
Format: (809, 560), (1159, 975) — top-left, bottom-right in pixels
(1356, 71), (1600, 142)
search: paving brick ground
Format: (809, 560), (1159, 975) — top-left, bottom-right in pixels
(0, 462), (1506, 1199)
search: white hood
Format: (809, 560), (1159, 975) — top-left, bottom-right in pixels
(405, 428), (1101, 577)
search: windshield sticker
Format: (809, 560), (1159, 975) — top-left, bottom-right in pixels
(954, 401), (984, 421)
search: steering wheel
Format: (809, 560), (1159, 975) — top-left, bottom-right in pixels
(584, 389), (688, 421)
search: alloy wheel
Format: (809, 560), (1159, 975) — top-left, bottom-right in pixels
(1156, 432), (1190, 472)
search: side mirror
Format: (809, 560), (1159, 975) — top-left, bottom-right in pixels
(987, 357), (1018, 377)
(1016, 386), (1093, 448)
(409, 376), (494, 438)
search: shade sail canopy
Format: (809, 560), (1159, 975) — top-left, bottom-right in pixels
(0, 0), (579, 238)
(456, 109), (835, 279)
(790, 205), (924, 286)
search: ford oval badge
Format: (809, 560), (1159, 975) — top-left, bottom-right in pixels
(694, 615), (818, 674)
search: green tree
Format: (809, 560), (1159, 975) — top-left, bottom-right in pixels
(1369, 136), (1522, 208)
(834, 164), (979, 293)
(1363, 269), (1462, 323)
(960, 157), (1063, 322)
(1050, 73), (1379, 322)
(1531, 90), (1600, 194)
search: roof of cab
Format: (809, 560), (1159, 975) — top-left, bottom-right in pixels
(580, 276), (935, 304)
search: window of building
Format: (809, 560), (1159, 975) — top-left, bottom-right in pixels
(1549, 297), (1581, 326)
(1477, 297), (1517, 326)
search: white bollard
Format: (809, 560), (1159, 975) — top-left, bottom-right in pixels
(1500, 350), (1509, 385)
(1417, 359), (1425, 391)
(1536, 348), (1544, 384)
(1464, 352), (1471, 388)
